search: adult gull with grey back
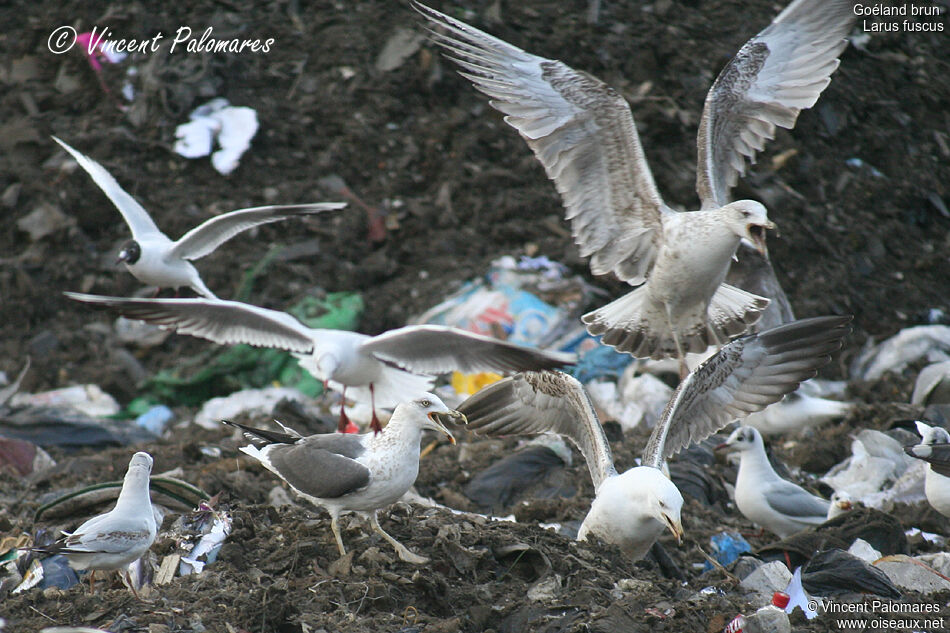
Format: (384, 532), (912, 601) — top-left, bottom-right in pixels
(225, 393), (464, 563)
(458, 316), (850, 558)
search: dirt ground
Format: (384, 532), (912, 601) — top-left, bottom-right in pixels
(2, 0), (950, 631)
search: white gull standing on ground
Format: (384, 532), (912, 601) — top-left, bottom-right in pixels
(458, 316), (850, 558)
(32, 452), (157, 595)
(54, 137), (346, 298)
(717, 425), (830, 537)
(64, 292), (574, 433)
(904, 420), (950, 519)
(413, 0), (856, 369)
(225, 393), (463, 563)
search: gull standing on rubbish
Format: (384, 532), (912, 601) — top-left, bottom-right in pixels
(717, 425), (830, 537)
(63, 292), (574, 433)
(54, 137), (346, 298)
(413, 0), (856, 371)
(225, 393), (464, 563)
(904, 420), (950, 518)
(32, 452), (157, 595)
(458, 316), (850, 558)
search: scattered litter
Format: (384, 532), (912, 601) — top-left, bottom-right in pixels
(783, 567), (817, 620)
(744, 389), (852, 437)
(10, 384), (119, 418)
(912, 360), (950, 406)
(35, 474), (207, 521)
(850, 325), (950, 381)
(194, 386), (310, 430)
(703, 532), (750, 571)
(802, 548), (901, 598)
(739, 561), (792, 605)
(174, 98), (259, 175)
(0, 438), (55, 477)
(904, 528), (944, 545)
(0, 358), (30, 407)
(134, 405), (174, 435)
(451, 371), (502, 397)
(874, 555), (950, 594)
(821, 430), (913, 501)
(586, 369), (671, 431)
(178, 507), (232, 575)
(375, 27), (424, 72)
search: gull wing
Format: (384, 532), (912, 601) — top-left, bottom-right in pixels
(696, 0), (856, 207)
(64, 292), (315, 353)
(62, 515), (152, 554)
(170, 202), (347, 261)
(642, 315), (851, 469)
(905, 442), (950, 478)
(413, 2), (667, 285)
(262, 434), (370, 499)
(457, 371), (617, 489)
(360, 325), (575, 375)
(53, 137), (162, 239)
(760, 479), (830, 520)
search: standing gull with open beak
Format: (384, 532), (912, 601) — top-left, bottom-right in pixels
(458, 316), (850, 558)
(224, 393), (464, 564)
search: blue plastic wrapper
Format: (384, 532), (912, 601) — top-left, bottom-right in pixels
(702, 531), (751, 571)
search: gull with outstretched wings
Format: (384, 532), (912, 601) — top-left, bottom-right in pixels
(413, 0), (856, 368)
(457, 316), (850, 557)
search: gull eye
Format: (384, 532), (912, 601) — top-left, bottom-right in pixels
(420, 399), (431, 408)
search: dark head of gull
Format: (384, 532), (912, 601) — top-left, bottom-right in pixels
(116, 239), (141, 265)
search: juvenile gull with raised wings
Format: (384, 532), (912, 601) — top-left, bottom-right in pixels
(225, 394), (463, 563)
(32, 452), (157, 594)
(64, 292), (573, 433)
(54, 137), (346, 298)
(457, 316), (850, 558)
(414, 0), (856, 367)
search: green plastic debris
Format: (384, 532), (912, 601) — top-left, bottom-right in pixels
(139, 292), (363, 406)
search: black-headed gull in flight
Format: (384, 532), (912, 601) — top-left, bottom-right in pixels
(54, 137), (346, 298)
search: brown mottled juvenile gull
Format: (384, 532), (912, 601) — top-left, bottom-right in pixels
(32, 452), (156, 594)
(458, 316), (850, 558)
(54, 137), (346, 298)
(225, 393), (464, 563)
(413, 0), (856, 367)
(64, 292), (574, 433)
(904, 421), (950, 518)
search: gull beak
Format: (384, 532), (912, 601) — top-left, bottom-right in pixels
(838, 500), (853, 512)
(747, 220), (776, 259)
(426, 410), (465, 444)
(115, 249), (129, 265)
(663, 513), (684, 545)
(714, 441), (732, 452)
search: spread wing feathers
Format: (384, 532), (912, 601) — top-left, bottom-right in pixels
(457, 371), (618, 489)
(642, 315), (850, 469)
(905, 442), (950, 478)
(761, 479), (830, 519)
(170, 203), (346, 260)
(413, 1), (666, 285)
(63, 292), (316, 353)
(53, 136), (162, 238)
(696, 0), (856, 208)
(360, 325), (575, 375)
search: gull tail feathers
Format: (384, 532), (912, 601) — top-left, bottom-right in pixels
(706, 283), (770, 341)
(583, 285), (719, 359)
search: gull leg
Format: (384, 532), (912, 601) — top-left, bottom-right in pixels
(124, 570), (142, 600)
(330, 511), (347, 557)
(370, 511), (427, 564)
(88, 569), (96, 593)
(664, 303), (688, 378)
(336, 386), (350, 433)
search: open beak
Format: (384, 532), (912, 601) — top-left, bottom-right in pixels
(663, 513), (684, 545)
(714, 441), (732, 452)
(426, 410), (465, 444)
(747, 220), (776, 258)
